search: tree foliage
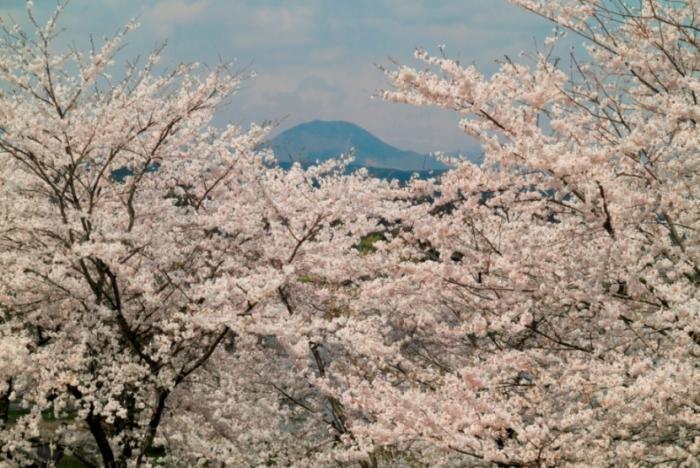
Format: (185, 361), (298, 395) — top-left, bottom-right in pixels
(0, 1), (698, 467)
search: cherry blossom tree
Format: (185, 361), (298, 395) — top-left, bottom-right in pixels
(323, 0), (698, 465)
(0, 3), (392, 466)
(2, 1), (699, 467)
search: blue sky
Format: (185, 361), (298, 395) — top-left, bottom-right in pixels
(7, 1), (556, 154)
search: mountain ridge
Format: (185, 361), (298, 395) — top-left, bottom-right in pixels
(268, 120), (448, 171)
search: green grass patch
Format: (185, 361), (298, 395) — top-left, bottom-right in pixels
(297, 274), (313, 283)
(57, 454), (91, 468)
(357, 231), (386, 254)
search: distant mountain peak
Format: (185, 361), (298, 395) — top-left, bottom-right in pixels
(269, 120), (447, 171)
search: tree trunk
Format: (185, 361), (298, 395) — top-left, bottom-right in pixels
(86, 410), (117, 468)
(0, 379), (11, 425)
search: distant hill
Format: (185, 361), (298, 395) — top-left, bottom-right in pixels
(275, 161), (445, 183)
(269, 120), (448, 171)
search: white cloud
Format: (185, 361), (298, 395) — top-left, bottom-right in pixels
(254, 6), (313, 33)
(149, 0), (209, 24)
(220, 4), (315, 47)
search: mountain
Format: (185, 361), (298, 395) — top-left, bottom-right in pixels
(269, 120), (448, 171)
(275, 160), (444, 183)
